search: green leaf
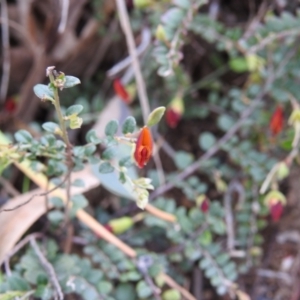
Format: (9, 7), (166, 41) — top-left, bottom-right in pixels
(161, 8), (185, 29)
(14, 130), (32, 143)
(86, 129), (102, 144)
(102, 147), (116, 160)
(115, 283), (137, 300)
(84, 144), (96, 156)
(136, 280), (152, 299)
(47, 210), (64, 224)
(218, 115), (235, 131)
(99, 162), (114, 173)
(174, 151), (194, 170)
(175, 0), (190, 8)
(199, 132), (216, 151)
(229, 57), (248, 73)
(63, 76), (81, 88)
(66, 104), (83, 116)
(42, 122), (61, 134)
(162, 289), (181, 300)
(119, 156), (133, 167)
(122, 116), (136, 134)
(105, 120), (119, 136)
(0, 291), (28, 300)
(72, 178), (85, 187)
(49, 196), (64, 208)
(33, 84), (54, 101)
(73, 146), (85, 158)
(71, 194), (88, 210)
(7, 274), (30, 291)
(98, 281), (113, 295)
(198, 230), (212, 246)
(70, 194), (88, 216)
(216, 253), (230, 266)
(34, 285), (52, 299)
(199, 258), (212, 270)
(146, 106), (166, 127)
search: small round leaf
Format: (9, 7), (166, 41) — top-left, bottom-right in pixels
(199, 132), (216, 151)
(122, 116), (136, 134)
(105, 120), (119, 136)
(99, 162), (114, 173)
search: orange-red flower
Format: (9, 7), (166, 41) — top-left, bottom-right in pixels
(134, 126), (153, 168)
(113, 78), (130, 104)
(270, 105), (284, 135)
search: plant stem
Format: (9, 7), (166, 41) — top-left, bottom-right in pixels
(53, 87), (70, 148)
(48, 68), (73, 226)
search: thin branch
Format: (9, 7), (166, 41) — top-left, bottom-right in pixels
(30, 237), (64, 300)
(114, 0), (150, 121)
(0, 0), (10, 104)
(224, 180), (245, 252)
(160, 273), (196, 300)
(3, 232), (43, 276)
(0, 171), (70, 212)
(58, 0), (69, 34)
(248, 28), (300, 54)
(257, 269), (293, 285)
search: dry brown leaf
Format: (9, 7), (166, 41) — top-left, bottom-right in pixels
(0, 165), (99, 264)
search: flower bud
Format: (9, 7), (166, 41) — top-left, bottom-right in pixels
(108, 217), (134, 235)
(196, 195), (210, 213)
(133, 0), (153, 8)
(113, 78), (131, 104)
(165, 96), (184, 128)
(134, 126), (153, 168)
(276, 161), (289, 181)
(155, 24), (167, 42)
(270, 105), (284, 136)
(126, 0), (134, 11)
(269, 201), (284, 222)
(264, 190), (286, 222)
(4, 97), (17, 113)
(288, 108), (300, 127)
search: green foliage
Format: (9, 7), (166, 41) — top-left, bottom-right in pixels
(199, 132), (216, 151)
(99, 162), (114, 174)
(2, 2), (300, 299)
(105, 120), (119, 137)
(122, 117), (136, 134)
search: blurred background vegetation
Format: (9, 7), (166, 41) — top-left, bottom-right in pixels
(1, 0), (300, 299)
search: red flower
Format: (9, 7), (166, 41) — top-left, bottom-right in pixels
(270, 201), (283, 222)
(4, 97), (16, 113)
(270, 105), (284, 135)
(166, 107), (181, 128)
(200, 198), (210, 213)
(134, 126), (153, 168)
(113, 78), (130, 104)
(165, 96), (184, 128)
